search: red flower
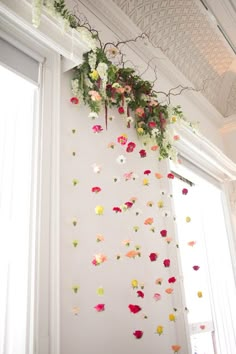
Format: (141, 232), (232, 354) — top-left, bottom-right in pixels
(125, 201), (133, 209)
(139, 149), (147, 158)
(70, 97), (79, 104)
(113, 207), (122, 213)
(193, 265), (200, 271)
(137, 290), (144, 298)
(168, 277), (176, 283)
(126, 142), (136, 152)
(167, 173), (175, 179)
(163, 259), (170, 267)
(118, 106), (125, 114)
(160, 229), (167, 237)
(148, 121), (157, 128)
(144, 170), (151, 175)
(149, 253), (158, 262)
(94, 304), (105, 312)
(91, 186), (101, 193)
(128, 304), (142, 314)
(182, 188), (188, 195)
(92, 125), (103, 133)
(133, 330), (143, 339)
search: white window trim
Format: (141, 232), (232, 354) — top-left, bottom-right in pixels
(0, 7), (61, 354)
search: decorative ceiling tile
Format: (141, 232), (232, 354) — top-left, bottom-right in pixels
(112, 0), (235, 117)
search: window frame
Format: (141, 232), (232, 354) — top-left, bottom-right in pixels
(0, 10), (61, 354)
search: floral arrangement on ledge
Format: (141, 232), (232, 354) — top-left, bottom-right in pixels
(33, 0), (197, 161)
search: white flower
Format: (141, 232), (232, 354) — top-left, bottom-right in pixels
(113, 176), (120, 183)
(71, 79), (79, 96)
(92, 163), (102, 173)
(161, 209), (171, 217)
(32, 0), (43, 28)
(116, 155), (126, 164)
(112, 83), (121, 88)
(151, 128), (160, 137)
(88, 112), (98, 119)
(126, 116), (134, 124)
(84, 77), (93, 88)
(77, 28), (97, 51)
(109, 115), (115, 121)
(97, 63), (108, 80)
(134, 209), (142, 216)
(88, 51), (97, 71)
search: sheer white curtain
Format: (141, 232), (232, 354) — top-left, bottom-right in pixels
(0, 65), (38, 354)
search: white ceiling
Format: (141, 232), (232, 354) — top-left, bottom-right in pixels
(112, 0), (236, 118)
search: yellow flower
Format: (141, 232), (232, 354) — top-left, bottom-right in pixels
(96, 287), (104, 296)
(197, 291), (203, 298)
(157, 200), (164, 208)
(156, 325), (163, 335)
(131, 279), (138, 289)
(89, 70), (99, 80)
(72, 240), (79, 247)
(171, 116), (177, 123)
(72, 285), (80, 293)
(186, 216), (191, 223)
(137, 127), (144, 135)
(133, 226), (139, 232)
(169, 313), (176, 322)
(143, 178), (149, 186)
(95, 205), (104, 215)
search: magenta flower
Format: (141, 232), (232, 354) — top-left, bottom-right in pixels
(160, 229), (167, 237)
(113, 206), (122, 213)
(70, 97), (79, 104)
(153, 293), (161, 301)
(182, 188), (188, 195)
(133, 330), (143, 339)
(193, 265), (200, 271)
(149, 253), (158, 262)
(137, 290), (144, 298)
(167, 173), (174, 179)
(94, 304), (105, 312)
(126, 142), (136, 152)
(168, 276), (176, 284)
(139, 149), (147, 158)
(144, 169), (151, 175)
(163, 259), (170, 267)
(92, 125), (103, 133)
(128, 304), (142, 314)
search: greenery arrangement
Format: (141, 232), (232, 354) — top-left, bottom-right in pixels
(33, 0), (196, 161)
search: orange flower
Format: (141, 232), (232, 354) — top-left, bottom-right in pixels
(155, 173), (163, 179)
(155, 278), (163, 285)
(171, 344), (181, 353)
(144, 217), (153, 225)
(151, 145), (158, 151)
(188, 241), (196, 247)
(126, 250), (141, 258)
(165, 288), (174, 294)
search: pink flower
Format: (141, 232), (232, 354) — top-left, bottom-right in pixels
(70, 97), (79, 104)
(193, 265), (200, 271)
(113, 206), (122, 213)
(137, 290), (144, 298)
(89, 90), (102, 101)
(133, 330), (143, 339)
(94, 304), (105, 312)
(160, 229), (167, 237)
(167, 173), (175, 179)
(168, 277), (176, 284)
(149, 253), (158, 262)
(91, 186), (101, 193)
(128, 304), (142, 314)
(139, 149), (147, 158)
(163, 259), (170, 267)
(135, 107), (145, 117)
(124, 172), (133, 181)
(92, 125), (103, 133)
(153, 293), (161, 301)
(144, 169), (151, 175)
(117, 135), (127, 145)
(126, 142), (136, 152)
(118, 106), (125, 114)
(148, 121), (157, 128)
(182, 188), (188, 195)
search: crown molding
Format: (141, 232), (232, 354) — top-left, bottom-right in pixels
(174, 124), (236, 181)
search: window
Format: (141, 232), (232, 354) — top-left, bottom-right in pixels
(171, 162), (236, 354)
(0, 39), (40, 354)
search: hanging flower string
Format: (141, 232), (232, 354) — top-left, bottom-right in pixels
(33, 0), (197, 161)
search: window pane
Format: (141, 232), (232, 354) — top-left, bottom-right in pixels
(0, 65), (38, 354)
(171, 164), (236, 354)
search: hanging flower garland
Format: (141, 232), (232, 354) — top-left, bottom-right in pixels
(33, 0), (196, 160)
